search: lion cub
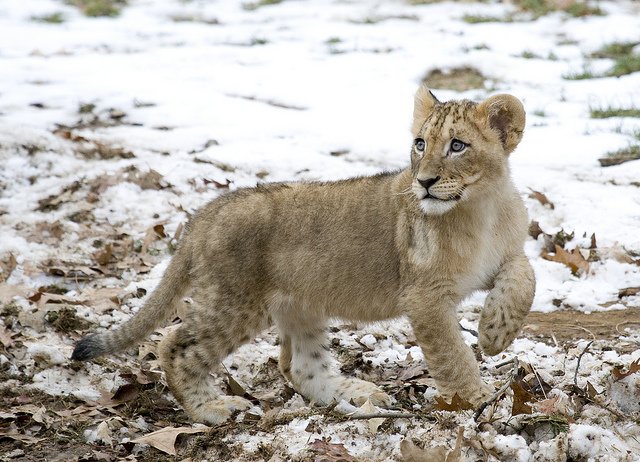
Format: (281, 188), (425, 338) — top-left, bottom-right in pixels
(73, 87), (535, 424)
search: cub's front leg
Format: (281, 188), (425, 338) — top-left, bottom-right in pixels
(479, 254), (535, 356)
(405, 289), (492, 405)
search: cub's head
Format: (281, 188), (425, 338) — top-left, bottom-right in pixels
(409, 86), (525, 215)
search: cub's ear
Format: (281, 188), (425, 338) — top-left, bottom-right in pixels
(412, 85), (439, 137)
(476, 94), (525, 155)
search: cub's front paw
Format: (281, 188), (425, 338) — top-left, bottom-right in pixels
(188, 396), (253, 425)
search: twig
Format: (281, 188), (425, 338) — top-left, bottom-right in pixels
(347, 412), (417, 420)
(573, 340), (593, 388)
(493, 358), (516, 369)
(474, 357), (519, 421)
(571, 340), (625, 420)
(459, 323), (478, 337)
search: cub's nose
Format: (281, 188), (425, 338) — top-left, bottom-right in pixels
(417, 176), (440, 191)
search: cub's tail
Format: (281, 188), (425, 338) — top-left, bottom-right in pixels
(71, 247), (191, 361)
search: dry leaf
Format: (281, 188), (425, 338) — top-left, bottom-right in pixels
(400, 439), (448, 462)
(111, 383), (141, 403)
(0, 326), (15, 349)
(434, 394), (473, 412)
(0, 253), (17, 283)
(356, 399), (385, 434)
(612, 359), (640, 381)
(132, 426), (209, 456)
(511, 381), (534, 416)
(93, 244), (113, 266)
(528, 221), (544, 240)
(528, 189), (555, 209)
(225, 374), (257, 403)
(619, 287), (640, 298)
(0, 430), (43, 445)
(309, 438), (358, 462)
(533, 396), (560, 415)
(400, 428), (463, 462)
(95, 421), (113, 446)
(542, 245), (590, 276)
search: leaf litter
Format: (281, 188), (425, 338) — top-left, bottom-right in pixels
(1, 0), (640, 460)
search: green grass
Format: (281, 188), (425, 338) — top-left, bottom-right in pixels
(462, 15), (506, 24)
(68, 0), (127, 17)
(31, 12), (65, 23)
(242, 0), (283, 11)
(607, 54), (640, 77)
(533, 109), (547, 117)
(590, 41), (639, 59)
(563, 66), (596, 80)
(590, 106), (640, 119)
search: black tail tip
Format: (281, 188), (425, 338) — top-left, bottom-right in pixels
(71, 335), (105, 361)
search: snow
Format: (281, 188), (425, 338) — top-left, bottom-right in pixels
(1, 0), (640, 460)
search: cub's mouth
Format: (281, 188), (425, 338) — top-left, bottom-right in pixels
(421, 192), (462, 202)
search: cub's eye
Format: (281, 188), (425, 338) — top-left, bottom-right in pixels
(450, 138), (467, 153)
(414, 138), (426, 152)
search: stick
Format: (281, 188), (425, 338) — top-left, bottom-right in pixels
(573, 340), (593, 388)
(347, 412), (417, 420)
(474, 357), (519, 421)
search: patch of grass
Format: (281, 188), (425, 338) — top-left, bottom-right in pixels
(585, 41), (640, 77)
(242, 0), (283, 11)
(68, 0), (127, 17)
(590, 106), (640, 119)
(564, 1), (603, 17)
(599, 145), (640, 167)
(249, 37), (269, 46)
(423, 66), (486, 91)
(533, 109), (547, 117)
(325, 37), (342, 45)
(170, 14), (219, 24)
(563, 65), (596, 80)
(31, 12), (65, 23)
(607, 54), (640, 77)
(591, 41), (639, 59)
(462, 15), (506, 24)
(514, 0), (603, 18)
(520, 50), (541, 59)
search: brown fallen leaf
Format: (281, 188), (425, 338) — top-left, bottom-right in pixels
(0, 253), (17, 283)
(356, 399), (385, 434)
(511, 381), (534, 416)
(542, 245), (590, 276)
(434, 393), (474, 412)
(619, 287), (640, 298)
(225, 374), (257, 402)
(400, 427), (463, 462)
(533, 395), (560, 415)
(528, 220), (544, 240)
(612, 358), (640, 381)
(93, 244), (113, 266)
(132, 426), (209, 456)
(528, 189), (555, 209)
(309, 438), (359, 462)
(110, 383), (141, 403)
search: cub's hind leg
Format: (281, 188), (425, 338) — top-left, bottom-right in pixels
(275, 314), (391, 407)
(159, 298), (268, 424)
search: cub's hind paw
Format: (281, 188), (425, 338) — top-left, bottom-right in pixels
(336, 378), (391, 407)
(188, 396), (253, 425)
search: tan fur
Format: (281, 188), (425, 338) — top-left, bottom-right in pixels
(73, 86), (535, 424)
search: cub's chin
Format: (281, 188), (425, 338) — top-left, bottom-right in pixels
(418, 197), (458, 215)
